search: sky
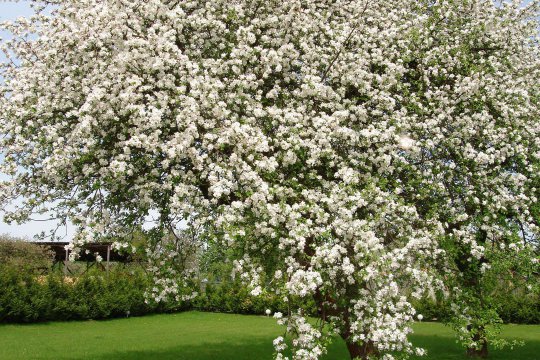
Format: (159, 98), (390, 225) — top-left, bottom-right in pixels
(0, 1), (34, 19)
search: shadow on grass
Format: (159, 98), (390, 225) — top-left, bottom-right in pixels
(84, 339), (352, 360)
(75, 335), (540, 360)
(78, 337), (540, 360)
(83, 339), (276, 360)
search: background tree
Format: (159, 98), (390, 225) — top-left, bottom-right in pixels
(0, 234), (53, 273)
(1, 1), (539, 359)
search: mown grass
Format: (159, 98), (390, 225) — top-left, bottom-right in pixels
(0, 311), (538, 359)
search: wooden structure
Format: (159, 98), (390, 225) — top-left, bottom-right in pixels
(31, 242), (133, 275)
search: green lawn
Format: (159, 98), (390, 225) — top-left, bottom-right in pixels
(0, 312), (538, 359)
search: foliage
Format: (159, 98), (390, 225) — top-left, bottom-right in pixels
(0, 265), (158, 323)
(0, 261), (299, 323)
(196, 281), (281, 315)
(0, 259), (538, 326)
(444, 242), (539, 355)
(496, 293), (540, 325)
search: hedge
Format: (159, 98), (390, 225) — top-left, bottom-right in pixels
(0, 264), (537, 324)
(0, 265), (167, 323)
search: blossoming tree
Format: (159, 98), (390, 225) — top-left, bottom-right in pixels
(1, 1), (539, 359)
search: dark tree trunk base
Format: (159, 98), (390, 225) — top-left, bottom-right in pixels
(466, 341), (488, 358)
(466, 325), (488, 358)
(345, 339), (379, 360)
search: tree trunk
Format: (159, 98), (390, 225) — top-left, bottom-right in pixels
(343, 335), (379, 360)
(311, 287), (379, 359)
(466, 341), (488, 358)
(466, 325), (488, 358)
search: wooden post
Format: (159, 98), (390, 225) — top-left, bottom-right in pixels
(64, 249), (69, 276)
(106, 245), (111, 273)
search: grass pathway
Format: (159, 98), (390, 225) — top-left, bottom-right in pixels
(0, 312), (538, 359)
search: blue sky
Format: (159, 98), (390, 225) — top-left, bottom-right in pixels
(0, 1), (34, 20)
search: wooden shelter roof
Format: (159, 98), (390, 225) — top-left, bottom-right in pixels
(31, 242), (131, 262)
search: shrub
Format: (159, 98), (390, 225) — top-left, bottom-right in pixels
(495, 292), (540, 324)
(193, 280), (315, 316)
(0, 265), (158, 323)
(411, 291), (540, 325)
(0, 261), (537, 324)
(411, 296), (452, 322)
